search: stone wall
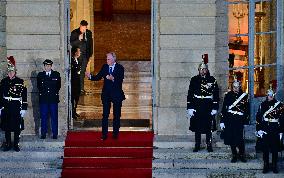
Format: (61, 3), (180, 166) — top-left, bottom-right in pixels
(0, 1), (6, 79)
(5, 0), (67, 136)
(153, 0), (228, 135)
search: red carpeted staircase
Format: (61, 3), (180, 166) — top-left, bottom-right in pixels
(61, 131), (154, 178)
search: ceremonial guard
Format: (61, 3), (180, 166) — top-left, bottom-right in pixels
(71, 46), (81, 119)
(256, 85), (284, 174)
(0, 56), (27, 152)
(187, 54), (219, 152)
(37, 59), (61, 139)
(220, 77), (249, 163)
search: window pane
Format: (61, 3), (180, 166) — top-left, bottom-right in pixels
(228, 2), (249, 41)
(255, 0), (277, 32)
(229, 65), (276, 96)
(254, 65), (276, 97)
(228, 2), (249, 68)
(254, 33), (276, 65)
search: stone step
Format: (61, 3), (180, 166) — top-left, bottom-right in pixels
(153, 168), (284, 178)
(0, 151), (62, 160)
(0, 168), (61, 178)
(153, 158), (284, 170)
(154, 140), (257, 149)
(0, 134), (64, 178)
(154, 147), (257, 160)
(0, 159), (62, 169)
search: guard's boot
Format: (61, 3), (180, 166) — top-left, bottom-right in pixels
(263, 162), (269, 174)
(193, 144), (200, 152)
(14, 144), (20, 152)
(3, 142), (12, 151)
(272, 152), (279, 174)
(239, 154), (247, 163)
(262, 152), (269, 174)
(207, 143), (213, 152)
(231, 154), (238, 163)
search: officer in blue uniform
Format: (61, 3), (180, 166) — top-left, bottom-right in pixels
(37, 59), (61, 139)
(86, 52), (125, 140)
(0, 56), (27, 152)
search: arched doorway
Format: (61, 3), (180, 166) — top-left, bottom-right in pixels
(68, 0), (153, 131)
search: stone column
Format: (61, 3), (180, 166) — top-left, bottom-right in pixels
(153, 0), (227, 135)
(0, 1), (6, 79)
(5, 0), (67, 136)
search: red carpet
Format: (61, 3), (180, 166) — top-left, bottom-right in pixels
(61, 131), (154, 178)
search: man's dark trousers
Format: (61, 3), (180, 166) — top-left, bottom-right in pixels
(40, 103), (58, 137)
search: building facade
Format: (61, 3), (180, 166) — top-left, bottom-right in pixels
(0, 0), (283, 136)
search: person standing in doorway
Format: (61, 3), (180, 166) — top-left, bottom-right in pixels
(255, 85), (284, 174)
(37, 59), (61, 139)
(220, 77), (249, 163)
(187, 54), (219, 152)
(85, 52), (125, 140)
(0, 56), (27, 152)
(71, 46), (81, 119)
(70, 20), (93, 94)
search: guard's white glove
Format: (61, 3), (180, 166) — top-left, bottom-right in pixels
(220, 123), (225, 130)
(280, 133), (283, 140)
(187, 109), (196, 118)
(0, 108), (2, 116)
(211, 110), (217, 115)
(256, 130), (267, 138)
(20, 110), (26, 118)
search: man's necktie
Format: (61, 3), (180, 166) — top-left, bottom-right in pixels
(109, 67), (113, 75)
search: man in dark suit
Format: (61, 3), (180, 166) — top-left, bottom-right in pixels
(37, 59), (61, 139)
(86, 52), (125, 140)
(71, 46), (81, 119)
(70, 20), (93, 94)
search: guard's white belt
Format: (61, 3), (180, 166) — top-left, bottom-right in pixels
(263, 117), (278, 123)
(4, 97), (21, 101)
(228, 109), (244, 116)
(194, 94), (213, 99)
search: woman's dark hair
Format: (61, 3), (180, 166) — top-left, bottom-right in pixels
(71, 46), (79, 56)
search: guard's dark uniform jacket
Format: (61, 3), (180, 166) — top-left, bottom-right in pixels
(256, 99), (284, 152)
(0, 76), (27, 132)
(37, 70), (61, 104)
(187, 73), (219, 133)
(220, 90), (249, 146)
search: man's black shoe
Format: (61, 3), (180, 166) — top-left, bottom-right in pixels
(3, 144), (11, 151)
(40, 135), (46, 139)
(112, 134), (118, 139)
(231, 156), (237, 163)
(52, 135), (58, 139)
(239, 155), (247, 163)
(14, 145), (20, 152)
(207, 145), (213, 152)
(101, 135), (107, 140)
(193, 145), (200, 152)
